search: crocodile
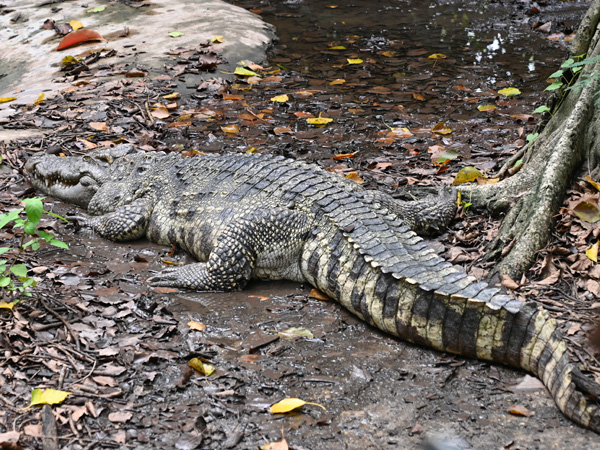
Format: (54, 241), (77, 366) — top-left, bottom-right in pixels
(25, 144), (600, 432)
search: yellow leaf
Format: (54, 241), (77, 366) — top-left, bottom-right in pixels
(452, 166), (483, 185)
(0, 301), (15, 310)
(271, 94), (289, 102)
(498, 87), (521, 97)
(189, 358), (215, 376)
(246, 146), (258, 153)
(432, 122), (453, 135)
(295, 90), (314, 96)
(306, 115), (333, 126)
(586, 175), (600, 192)
(270, 398), (327, 414)
(587, 241), (599, 262)
(69, 20), (83, 30)
(347, 58), (363, 64)
(188, 320), (206, 331)
(428, 53), (447, 59)
(211, 35), (225, 43)
(329, 79), (346, 85)
(573, 201), (600, 223)
(477, 104), (498, 112)
(382, 51), (397, 57)
(221, 124), (240, 134)
(0, 97), (17, 103)
(329, 45), (346, 50)
(34, 93), (45, 105)
(234, 67), (260, 77)
(345, 172), (364, 184)
(162, 92), (180, 100)
(27, 388), (71, 409)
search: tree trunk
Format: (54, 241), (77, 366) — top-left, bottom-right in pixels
(464, 0), (600, 280)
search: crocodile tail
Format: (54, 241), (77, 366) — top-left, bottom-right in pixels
(524, 311), (600, 432)
(302, 226), (600, 431)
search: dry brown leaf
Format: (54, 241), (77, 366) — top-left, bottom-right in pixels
(508, 405), (535, 417)
(89, 122), (108, 131)
(261, 439), (289, 450)
(188, 320), (206, 331)
(108, 411), (133, 423)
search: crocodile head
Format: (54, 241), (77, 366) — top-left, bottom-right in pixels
(25, 144), (139, 209)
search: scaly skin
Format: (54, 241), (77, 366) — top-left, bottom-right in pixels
(25, 144), (600, 432)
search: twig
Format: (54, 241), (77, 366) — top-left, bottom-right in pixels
(42, 404), (59, 450)
(39, 297), (80, 352)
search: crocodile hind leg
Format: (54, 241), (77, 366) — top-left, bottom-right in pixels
(147, 208), (311, 291)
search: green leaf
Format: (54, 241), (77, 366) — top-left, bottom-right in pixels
(38, 230), (54, 242)
(24, 198), (43, 226)
(233, 66), (260, 77)
(561, 58), (575, 68)
(526, 133), (538, 144)
(22, 238), (40, 248)
(50, 240), (69, 250)
(532, 105), (551, 114)
(0, 210), (21, 229)
(168, 31), (184, 38)
(573, 201), (600, 223)
(31, 242), (41, 251)
(87, 6), (106, 13)
(10, 264), (27, 277)
(24, 221), (36, 235)
(545, 81), (563, 91)
(0, 247), (10, 256)
(572, 66), (583, 74)
(28, 388), (72, 408)
(548, 69), (564, 79)
(0, 277), (10, 287)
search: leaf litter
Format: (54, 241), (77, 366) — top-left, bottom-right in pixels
(0, 0), (598, 449)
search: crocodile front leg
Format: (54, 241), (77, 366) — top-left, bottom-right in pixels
(89, 197), (154, 241)
(147, 208), (311, 291)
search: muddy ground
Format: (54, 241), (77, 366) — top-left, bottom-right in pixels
(1, 0), (600, 449)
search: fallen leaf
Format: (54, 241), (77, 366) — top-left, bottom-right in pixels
(188, 320), (206, 331)
(89, 122), (108, 131)
(432, 121), (453, 135)
(69, 20), (83, 30)
(211, 35), (225, 43)
(270, 398), (326, 414)
(151, 105), (169, 119)
(428, 53), (447, 59)
(162, 92), (180, 100)
(273, 126), (293, 135)
(432, 149), (459, 166)
(34, 93), (45, 105)
(276, 327), (314, 340)
(0, 301), (15, 310)
(234, 67), (260, 77)
(189, 358), (215, 376)
(261, 439), (289, 450)
(0, 96), (17, 103)
(586, 175), (600, 192)
(271, 94), (289, 102)
(87, 6), (106, 13)
(498, 87), (521, 97)
(330, 79), (346, 85)
(306, 115), (333, 126)
(221, 124), (240, 134)
(345, 172), (364, 184)
(452, 166), (483, 185)
(587, 241), (599, 263)
(332, 151), (358, 159)
(477, 104), (498, 112)
(329, 45), (346, 50)
(309, 289), (330, 301)
(501, 275), (520, 290)
(57, 29), (105, 50)
(294, 112), (315, 118)
(26, 388), (71, 408)
(0, 431), (20, 443)
(108, 411), (132, 423)
(387, 127), (412, 138)
(347, 58), (363, 64)
(573, 201), (600, 223)
(508, 405), (535, 417)
(168, 31), (184, 38)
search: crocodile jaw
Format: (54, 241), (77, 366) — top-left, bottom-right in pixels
(25, 156), (104, 209)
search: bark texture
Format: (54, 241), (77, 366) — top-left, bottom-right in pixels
(465, 0), (600, 279)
